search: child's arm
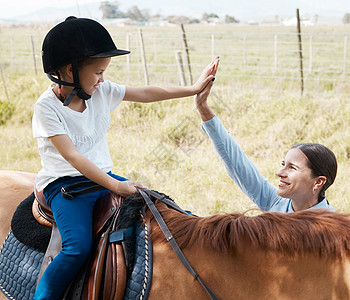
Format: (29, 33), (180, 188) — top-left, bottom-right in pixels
(49, 134), (142, 197)
(123, 56), (219, 103)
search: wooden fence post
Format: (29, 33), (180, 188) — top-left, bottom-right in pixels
(344, 36), (348, 78)
(175, 50), (186, 86)
(211, 35), (215, 59)
(138, 29), (149, 85)
(31, 36), (37, 75)
(180, 24), (193, 85)
(243, 35), (247, 71)
(10, 36), (14, 60)
(309, 35), (313, 74)
(274, 35), (278, 70)
(296, 8), (304, 95)
(126, 34), (130, 73)
(0, 63), (9, 101)
(153, 34), (158, 63)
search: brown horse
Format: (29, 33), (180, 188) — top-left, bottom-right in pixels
(1, 170), (350, 300)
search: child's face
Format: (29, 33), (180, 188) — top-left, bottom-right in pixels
(78, 57), (111, 95)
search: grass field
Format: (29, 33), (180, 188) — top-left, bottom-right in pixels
(0, 24), (350, 215)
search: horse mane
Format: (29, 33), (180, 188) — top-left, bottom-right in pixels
(145, 200), (350, 259)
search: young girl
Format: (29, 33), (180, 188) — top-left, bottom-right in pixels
(32, 16), (218, 300)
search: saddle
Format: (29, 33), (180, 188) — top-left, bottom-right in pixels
(32, 188), (127, 300)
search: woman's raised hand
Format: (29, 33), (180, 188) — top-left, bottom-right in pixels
(192, 56), (219, 93)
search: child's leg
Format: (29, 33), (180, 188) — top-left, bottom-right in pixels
(33, 190), (99, 300)
(33, 173), (127, 300)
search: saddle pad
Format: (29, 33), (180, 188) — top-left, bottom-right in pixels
(123, 222), (153, 300)
(11, 193), (51, 252)
(0, 231), (44, 300)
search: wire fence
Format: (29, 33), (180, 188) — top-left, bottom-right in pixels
(0, 24), (349, 98)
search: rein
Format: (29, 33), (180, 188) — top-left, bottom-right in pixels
(61, 182), (219, 300)
(136, 188), (220, 300)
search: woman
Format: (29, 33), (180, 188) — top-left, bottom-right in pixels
(195, 76), (337, 212)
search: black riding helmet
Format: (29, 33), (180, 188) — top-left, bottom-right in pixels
(42, 16), (130, 106)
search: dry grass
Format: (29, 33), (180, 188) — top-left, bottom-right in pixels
(0, 24), (350, 215)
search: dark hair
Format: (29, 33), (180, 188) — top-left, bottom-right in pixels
(292, 143), (337, 202)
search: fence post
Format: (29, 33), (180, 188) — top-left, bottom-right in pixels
(274, 35), (278, 70)
(10, 36), (14, 60)
(309, 35), (313, 74)
(296, 8), (304, 95)
(126, 34), (130, 73)
(138, 29), (149, 85)
(243, 35), (247, 71)
(180, 24), (193, 85)
(175, 51), (187, 86)
(0, 61), (9, 101)
(211, 35), (215, 59)
(153, 34), (157, 63)
(31, 36), (37, 75)
(344, 36), (348, 78)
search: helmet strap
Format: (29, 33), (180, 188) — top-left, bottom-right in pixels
(47, 61), (92, 106)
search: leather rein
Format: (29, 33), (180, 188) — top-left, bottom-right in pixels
(136, 188), (219, 300)
(61, 183), (219, 300)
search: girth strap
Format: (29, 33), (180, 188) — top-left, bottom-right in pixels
(137, 188), (220, 300)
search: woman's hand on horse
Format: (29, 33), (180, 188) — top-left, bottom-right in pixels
(192, 56), (219, 93)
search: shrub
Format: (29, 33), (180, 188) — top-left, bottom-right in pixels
(0, 100), (15, 125)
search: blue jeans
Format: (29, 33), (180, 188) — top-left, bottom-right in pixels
(33, 173), (127, 300)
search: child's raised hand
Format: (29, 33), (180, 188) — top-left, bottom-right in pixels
(192, 56), (219, 93)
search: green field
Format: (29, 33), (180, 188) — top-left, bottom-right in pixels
(0, 24), (350, 214)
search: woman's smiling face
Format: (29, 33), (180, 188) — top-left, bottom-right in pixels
(276, 148), (316, 202)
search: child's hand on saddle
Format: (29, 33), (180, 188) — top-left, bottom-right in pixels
(192, 56), (219, 94)
(115, 180), (147, 197)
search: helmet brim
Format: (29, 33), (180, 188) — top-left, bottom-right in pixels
(90, 49), (130, 58)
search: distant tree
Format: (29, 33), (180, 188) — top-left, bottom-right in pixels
(127, 6), (149, 22)
(201, 13), (219, 22)
(165, 15), (199, 24)
(225, 15), (239, 23)
(99, 1), (123, 19)
(343, 13), (350, 24)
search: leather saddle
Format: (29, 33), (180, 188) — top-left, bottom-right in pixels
(32, 188), (127, 300)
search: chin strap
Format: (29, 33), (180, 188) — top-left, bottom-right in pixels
(47, 61), (91, 106)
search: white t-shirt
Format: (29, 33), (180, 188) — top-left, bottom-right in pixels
(32, 80), (125, 191)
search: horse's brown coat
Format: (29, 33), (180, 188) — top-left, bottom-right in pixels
(0, 171), (35, 244)
(1, 171), (350, 300)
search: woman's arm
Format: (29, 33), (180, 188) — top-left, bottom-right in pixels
(49, 134), (142, 197)
(123, 56), (219, 103)
(195, 81), (280, 210)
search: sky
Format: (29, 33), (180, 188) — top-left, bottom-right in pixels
(0, 0), (349, 21)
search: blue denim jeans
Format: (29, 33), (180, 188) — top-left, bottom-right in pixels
(33, 172), (127, 300)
